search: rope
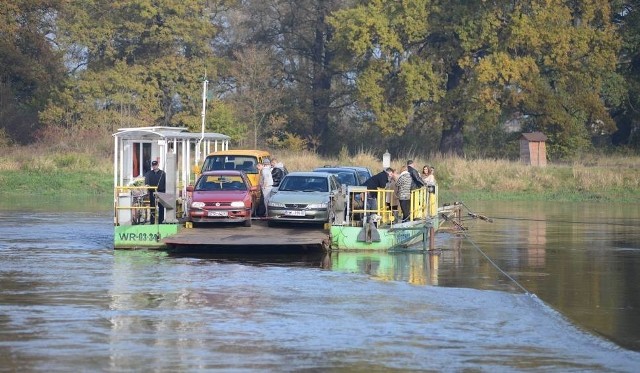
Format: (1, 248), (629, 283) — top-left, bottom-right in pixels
(487, 216), (639, 227)
(459, 230), (531, 294)
(454, 200), (638, 228)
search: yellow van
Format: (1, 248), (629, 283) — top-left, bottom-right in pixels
(200, 149), (271, 187)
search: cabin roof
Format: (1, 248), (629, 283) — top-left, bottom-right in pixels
(113, 126), (229, 141)
(520, 132), (547, 142)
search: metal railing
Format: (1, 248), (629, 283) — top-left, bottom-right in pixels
(344, 185), (437, 226)
(113, 186), (157, 226)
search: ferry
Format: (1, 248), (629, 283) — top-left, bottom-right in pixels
(112, 126), (471, 251)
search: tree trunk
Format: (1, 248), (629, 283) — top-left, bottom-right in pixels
(439, 65), (465, 155)
(439, 119), (464, 156)
(311, 4), (332, 154)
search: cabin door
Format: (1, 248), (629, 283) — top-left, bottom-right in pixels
(132, 142), (152, 178)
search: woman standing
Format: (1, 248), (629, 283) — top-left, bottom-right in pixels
(421, 165), (435, 185)
(396, 166), (412, 221)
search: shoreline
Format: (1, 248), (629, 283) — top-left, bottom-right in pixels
(1, 175), (639, 204)
(1, 152), (639, 204)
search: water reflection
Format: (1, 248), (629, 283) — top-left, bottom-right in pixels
(325, 245), (465, 287)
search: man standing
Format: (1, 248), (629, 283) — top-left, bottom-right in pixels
(407, 160), (425, 190)
(144, 160), (166, 224)
(258, 159), (274, 217)
(362, 168), (394, 213)
(270, 157), (287, 188)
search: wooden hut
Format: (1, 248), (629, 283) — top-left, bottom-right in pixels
(520, 132), (548, 166)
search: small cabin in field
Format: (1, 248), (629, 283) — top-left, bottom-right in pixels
(520, 132), (547, 166)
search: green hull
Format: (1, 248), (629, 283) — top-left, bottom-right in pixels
(114, 224), (179, 249)
(330, 218), (437, 251)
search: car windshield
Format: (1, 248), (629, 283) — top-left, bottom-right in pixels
(202, 156), (258, 174)
(335, 172), (357, 186)
(314, 169), (357, 186)
(195, 175), (247, 191)
(279, 176), (328, 192)
(355, 171), (369, 184)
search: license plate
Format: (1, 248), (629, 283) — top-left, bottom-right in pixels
(208, 210), (228, 217)
(284, 210), (305, 216)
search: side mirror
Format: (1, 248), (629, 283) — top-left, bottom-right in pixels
(186, 185), (194, 192)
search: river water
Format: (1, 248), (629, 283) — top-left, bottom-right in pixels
(0, 198), (639, 371)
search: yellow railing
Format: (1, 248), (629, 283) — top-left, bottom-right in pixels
(113, 186), (157, 226)
(347, 185), (437, 225)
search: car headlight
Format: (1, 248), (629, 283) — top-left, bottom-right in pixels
(268, 202), (286, 208)
(307, 202), (327, 209)
(191, 202), (205, 209)
(230, 201), (245, 208)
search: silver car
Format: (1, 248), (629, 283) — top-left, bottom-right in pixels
(267, 171), (340, 226)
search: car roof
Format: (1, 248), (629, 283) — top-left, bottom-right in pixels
(312, 167), (358, 173)
(337, 165), (371, 172)
(200, 170), (245, 177)
(285, 171), (334, 178)
(205, 149), (271, 157)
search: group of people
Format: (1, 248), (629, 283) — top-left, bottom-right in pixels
(255, 157), (287, 217)
(363, 160), (436, 223)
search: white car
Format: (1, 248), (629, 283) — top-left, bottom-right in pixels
(267, 172), (340, 226)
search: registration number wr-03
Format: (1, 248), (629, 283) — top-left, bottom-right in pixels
(208, 210), (228, 217)
(284, 210), (305, 216)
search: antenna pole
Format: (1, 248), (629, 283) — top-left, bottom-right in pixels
(198, 74), (209, 164)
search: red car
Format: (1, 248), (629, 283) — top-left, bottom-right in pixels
(186, 170), (259, 227)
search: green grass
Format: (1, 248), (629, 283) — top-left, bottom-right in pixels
(0, 142), (639, 203)
(0, 170), (112, 196)
(439, 189), (640, 203)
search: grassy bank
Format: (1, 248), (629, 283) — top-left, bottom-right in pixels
(0, 169), (112, 196)
(1, 143), (639, 202)
(279, 150), (640, 203)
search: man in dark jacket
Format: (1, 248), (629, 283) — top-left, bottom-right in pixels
(364, 168), (393, 191)
(270, 157), (287, 188)
(363, 168), (393, 213)
(407, 160), (425, 190)
(144, 160), (166, 224)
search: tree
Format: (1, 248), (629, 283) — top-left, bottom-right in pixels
(612, 0), (640, 149)
(467, 0), (623, 158)
(234, 0), (351, 153)
(0, 0), (65, 143)
(329, 0), (444, 136)
(42, 0), (227, 131)
(330, 0), (624, 158)
(228, 46), (284, 148)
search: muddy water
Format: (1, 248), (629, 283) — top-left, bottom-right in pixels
(0, 198), (639, 371)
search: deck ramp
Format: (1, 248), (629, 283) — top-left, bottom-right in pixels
(162, 220), (329, 252)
